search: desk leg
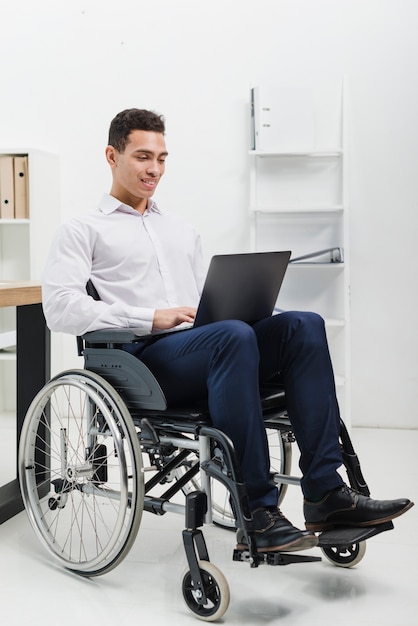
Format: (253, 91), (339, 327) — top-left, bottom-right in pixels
(16, 303), (50, 447)
(0, 303), (50, 524)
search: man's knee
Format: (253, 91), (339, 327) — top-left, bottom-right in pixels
(215, 318), (257, 341)
(278, 311), (326, 346)
(280, 311), (324, 328)
(211, 319), (259, 355)
(283, 310), (325, 329)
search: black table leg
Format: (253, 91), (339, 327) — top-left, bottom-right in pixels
(0, 303), (50, 524)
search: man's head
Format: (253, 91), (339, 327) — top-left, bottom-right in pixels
(106, 108), (168, 213)
(108, 108), (165, 153)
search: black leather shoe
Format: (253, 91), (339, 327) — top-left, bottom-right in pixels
(236, 507), (318, 552)
(304, 484), (414, 532)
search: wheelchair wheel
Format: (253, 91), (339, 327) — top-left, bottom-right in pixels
(19, 369), (144, 576)
(321, 541), (366, 568)
(182, 560), (230, 621)
(179, 427), (292, 529)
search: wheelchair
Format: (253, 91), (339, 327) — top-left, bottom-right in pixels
(18, 325), (395, 621)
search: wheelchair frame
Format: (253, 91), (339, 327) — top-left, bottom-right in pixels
(18, 327), (394, 622)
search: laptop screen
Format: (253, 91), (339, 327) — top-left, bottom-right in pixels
(194, 251), (291, 327)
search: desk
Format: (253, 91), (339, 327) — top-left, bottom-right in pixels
(0, 282), (50, 524)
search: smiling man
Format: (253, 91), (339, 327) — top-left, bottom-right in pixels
(42, 108), (413, 554)
(43, 110), (205, 337)
(106, 119), (168, 213)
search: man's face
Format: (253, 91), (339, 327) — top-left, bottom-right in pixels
(107, 129), (168, 211)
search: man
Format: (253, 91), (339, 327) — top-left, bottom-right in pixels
(42, 108), (413, 553)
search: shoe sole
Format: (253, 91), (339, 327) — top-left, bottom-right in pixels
(236, 534), (318, 553)
(305, 501), (414, 533)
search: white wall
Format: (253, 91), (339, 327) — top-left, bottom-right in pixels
(0, 0), (417, 428)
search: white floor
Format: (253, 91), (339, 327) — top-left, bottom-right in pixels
(1, 428), (417, 626)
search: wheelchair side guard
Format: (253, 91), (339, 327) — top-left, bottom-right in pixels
(84, 348), (168, 410)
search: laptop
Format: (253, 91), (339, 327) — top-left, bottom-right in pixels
(193, 251), (291, 328)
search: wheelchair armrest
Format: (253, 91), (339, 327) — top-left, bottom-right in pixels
(81, 328), (152, 344)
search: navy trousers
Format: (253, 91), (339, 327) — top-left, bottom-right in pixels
(127, 311), (344, 510)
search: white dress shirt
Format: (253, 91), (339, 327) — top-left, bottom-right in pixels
(42, 194), (207, 336)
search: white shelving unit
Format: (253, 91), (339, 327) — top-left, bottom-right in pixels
(0, 149), (60, 414)
(249, 81), (350, 422)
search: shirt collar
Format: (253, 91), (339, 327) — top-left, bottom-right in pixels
(98, 193), (162, 216)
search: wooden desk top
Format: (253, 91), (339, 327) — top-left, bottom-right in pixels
(0, 281), (42, 307)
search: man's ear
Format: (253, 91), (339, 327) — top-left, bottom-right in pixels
(105, 145), (118, 167)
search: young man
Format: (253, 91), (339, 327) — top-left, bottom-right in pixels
(42, 109), (413, 553)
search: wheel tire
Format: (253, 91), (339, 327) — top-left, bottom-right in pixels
(321, 540), (367, 568)
(182, 560), (230, 621)
(19, 369), (144, 576)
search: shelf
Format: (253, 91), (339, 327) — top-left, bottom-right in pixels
(288, 262), (345, 268)
(249, 149), (342, 157)
(251, 205), (344, 214)
(0, 219), (30, 225)
(250, 79), (350, 422)
(0, 150), (59, 418)
(247, 81), (351, 424)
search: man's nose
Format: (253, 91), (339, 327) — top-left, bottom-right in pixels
(147, 160), (161, 175)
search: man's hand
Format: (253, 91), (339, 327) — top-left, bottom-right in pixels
(152, 307), (197, 331)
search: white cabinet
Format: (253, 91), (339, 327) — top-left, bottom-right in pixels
(249, 82), (350, 422)
(0, 149), (59, 413)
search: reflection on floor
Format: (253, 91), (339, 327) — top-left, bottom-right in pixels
(1, 428), (417, 625)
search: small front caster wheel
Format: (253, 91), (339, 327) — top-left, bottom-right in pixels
(321, 540), (366, 568)
(182, 560), (230, 621)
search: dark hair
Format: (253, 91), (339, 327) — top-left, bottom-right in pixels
(108, 108), (165, 152)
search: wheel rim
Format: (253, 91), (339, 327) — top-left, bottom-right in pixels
(19, 371), (143, 575)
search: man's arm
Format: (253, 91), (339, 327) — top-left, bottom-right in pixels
(42, 220), (156, 336)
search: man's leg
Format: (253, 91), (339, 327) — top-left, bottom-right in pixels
(131, 319), (317, 551)
(253, 311), (413, 530)
(132, 320), (277, 509)
(253, 311), (344, 500)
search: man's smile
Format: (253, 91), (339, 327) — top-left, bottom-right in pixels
(141, 178), (158, 188)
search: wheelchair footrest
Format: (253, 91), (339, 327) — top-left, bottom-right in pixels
(318, 521), (394, 547)
(233, 548), (321, 566)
